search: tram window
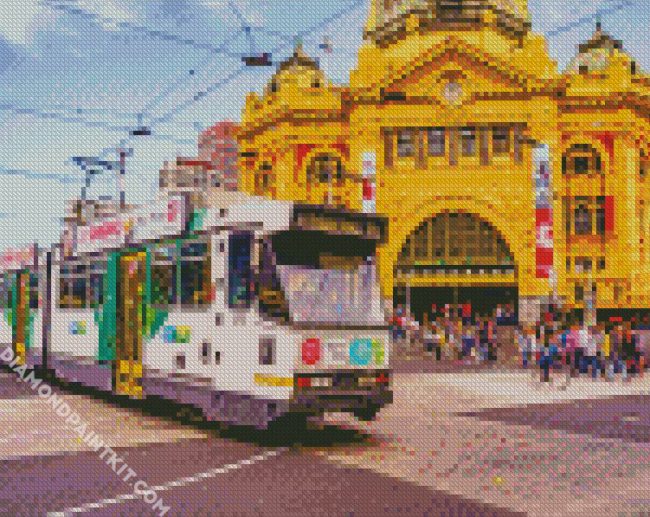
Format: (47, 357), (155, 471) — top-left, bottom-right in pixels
(59, 262), (87, 309)
(151, 246), (177, 307)
(28, 273), (39, 309)
(201, 342), (211, 365)
(0, 277), (8, 308)
(228, 233), (253, 309)
(179, 241), (210, 306)
(89, 262), (106, 308)
(259, 337), (275, 365)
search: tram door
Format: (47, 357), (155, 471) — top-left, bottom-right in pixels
(12, 272), (28, 366)
(115, 252), (145, 398)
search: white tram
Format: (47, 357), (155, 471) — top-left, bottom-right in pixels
(0, 244), (48, 369)
(4, 193), (392, 428)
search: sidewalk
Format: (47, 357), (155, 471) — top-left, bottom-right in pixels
(318, 370), (650, 516)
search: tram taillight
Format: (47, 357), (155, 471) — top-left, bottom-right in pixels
(296, 376), (311, 388)
(376, 372), (390, 385)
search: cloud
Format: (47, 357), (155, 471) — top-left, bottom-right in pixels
(71, 0), (139, 31)
(0, 0), (56, 46)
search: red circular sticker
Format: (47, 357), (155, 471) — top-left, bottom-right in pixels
(302, 338), (321, 365)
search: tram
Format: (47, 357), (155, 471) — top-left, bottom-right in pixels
(1, 192), (392, 428)
(0, 244), (47, 368)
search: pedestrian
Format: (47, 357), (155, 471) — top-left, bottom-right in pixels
(478, 317), (489, 363)
(612, 324), (625, 380)
(539, 331), (559, 383)
(434, 317), (445, 361)
(517, 325), (528, 368)
(576, 324), (589, 375)
(584, 326), (600, 380)
(602, 323), (614, 381)
(621, 323), (636, 381)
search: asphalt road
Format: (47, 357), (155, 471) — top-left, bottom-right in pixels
(0, 371), (519, 517)
(6, 363), (650, 516)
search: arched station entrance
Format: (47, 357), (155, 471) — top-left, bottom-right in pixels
(394, 212), (518, 324)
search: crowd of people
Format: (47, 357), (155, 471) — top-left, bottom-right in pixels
(517, 320), (646, 383)
(390, 303), (515, 364)
(390, 303), (648, 383)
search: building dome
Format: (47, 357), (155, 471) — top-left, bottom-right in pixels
(365, 0), (531, 43)
(566, 22), (636, 74)
(266, 44), (326, 95)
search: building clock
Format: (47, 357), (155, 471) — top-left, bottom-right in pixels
(443, 82), (463, 106)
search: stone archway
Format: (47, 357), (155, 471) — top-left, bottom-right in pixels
(394, 211), (518, 323)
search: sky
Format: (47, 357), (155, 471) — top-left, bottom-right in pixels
(0, 0), (648, 250)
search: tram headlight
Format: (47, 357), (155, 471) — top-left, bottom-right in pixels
(311, 377), (332, 388)
(301, 338), (321, 365)
(357, 376), (376, 387)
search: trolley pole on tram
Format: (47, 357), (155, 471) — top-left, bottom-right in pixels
(117, 148), (133, 211)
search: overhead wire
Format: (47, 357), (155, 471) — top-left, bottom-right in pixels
(546, 0), (634, 38)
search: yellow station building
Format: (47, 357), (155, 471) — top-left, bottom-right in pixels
(238, 0), (650, 324)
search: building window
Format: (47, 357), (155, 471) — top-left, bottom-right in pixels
(567, 197), (609, 237)
(614, 285), (624, 303)
(307, 155), (343, 184)
(397, 129), (415, 158)
(427, 128), (445, 157)
(254, 162), (273, 195)
(461, 127), (476, 156)
(492, 126), (511, 155)
(575, 284), (584, 303)
(562, 144), (602, 175)
(595, 197), (607, 235)
(574, 257), (592, 274)
(574, 202), (592, 235)
(641, 151), (648, 179)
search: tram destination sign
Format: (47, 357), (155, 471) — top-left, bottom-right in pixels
(0, 245), (37, 273)
(130, 195), (189, 244)
(291, 206), (385, 241)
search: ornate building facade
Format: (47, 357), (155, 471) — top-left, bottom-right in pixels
(238, 0), (650, 324)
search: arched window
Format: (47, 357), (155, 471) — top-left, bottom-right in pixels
(306, 155), (343, 185)
(641, 149), (648, 179)
(562, 144), (602, 175)
(254, 162), (273, 195)
(398, 212), (514, 267)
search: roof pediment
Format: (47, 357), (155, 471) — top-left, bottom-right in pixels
(354, 35), (556, 101)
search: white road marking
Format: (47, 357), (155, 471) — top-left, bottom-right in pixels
(47, 447), (288, 515)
